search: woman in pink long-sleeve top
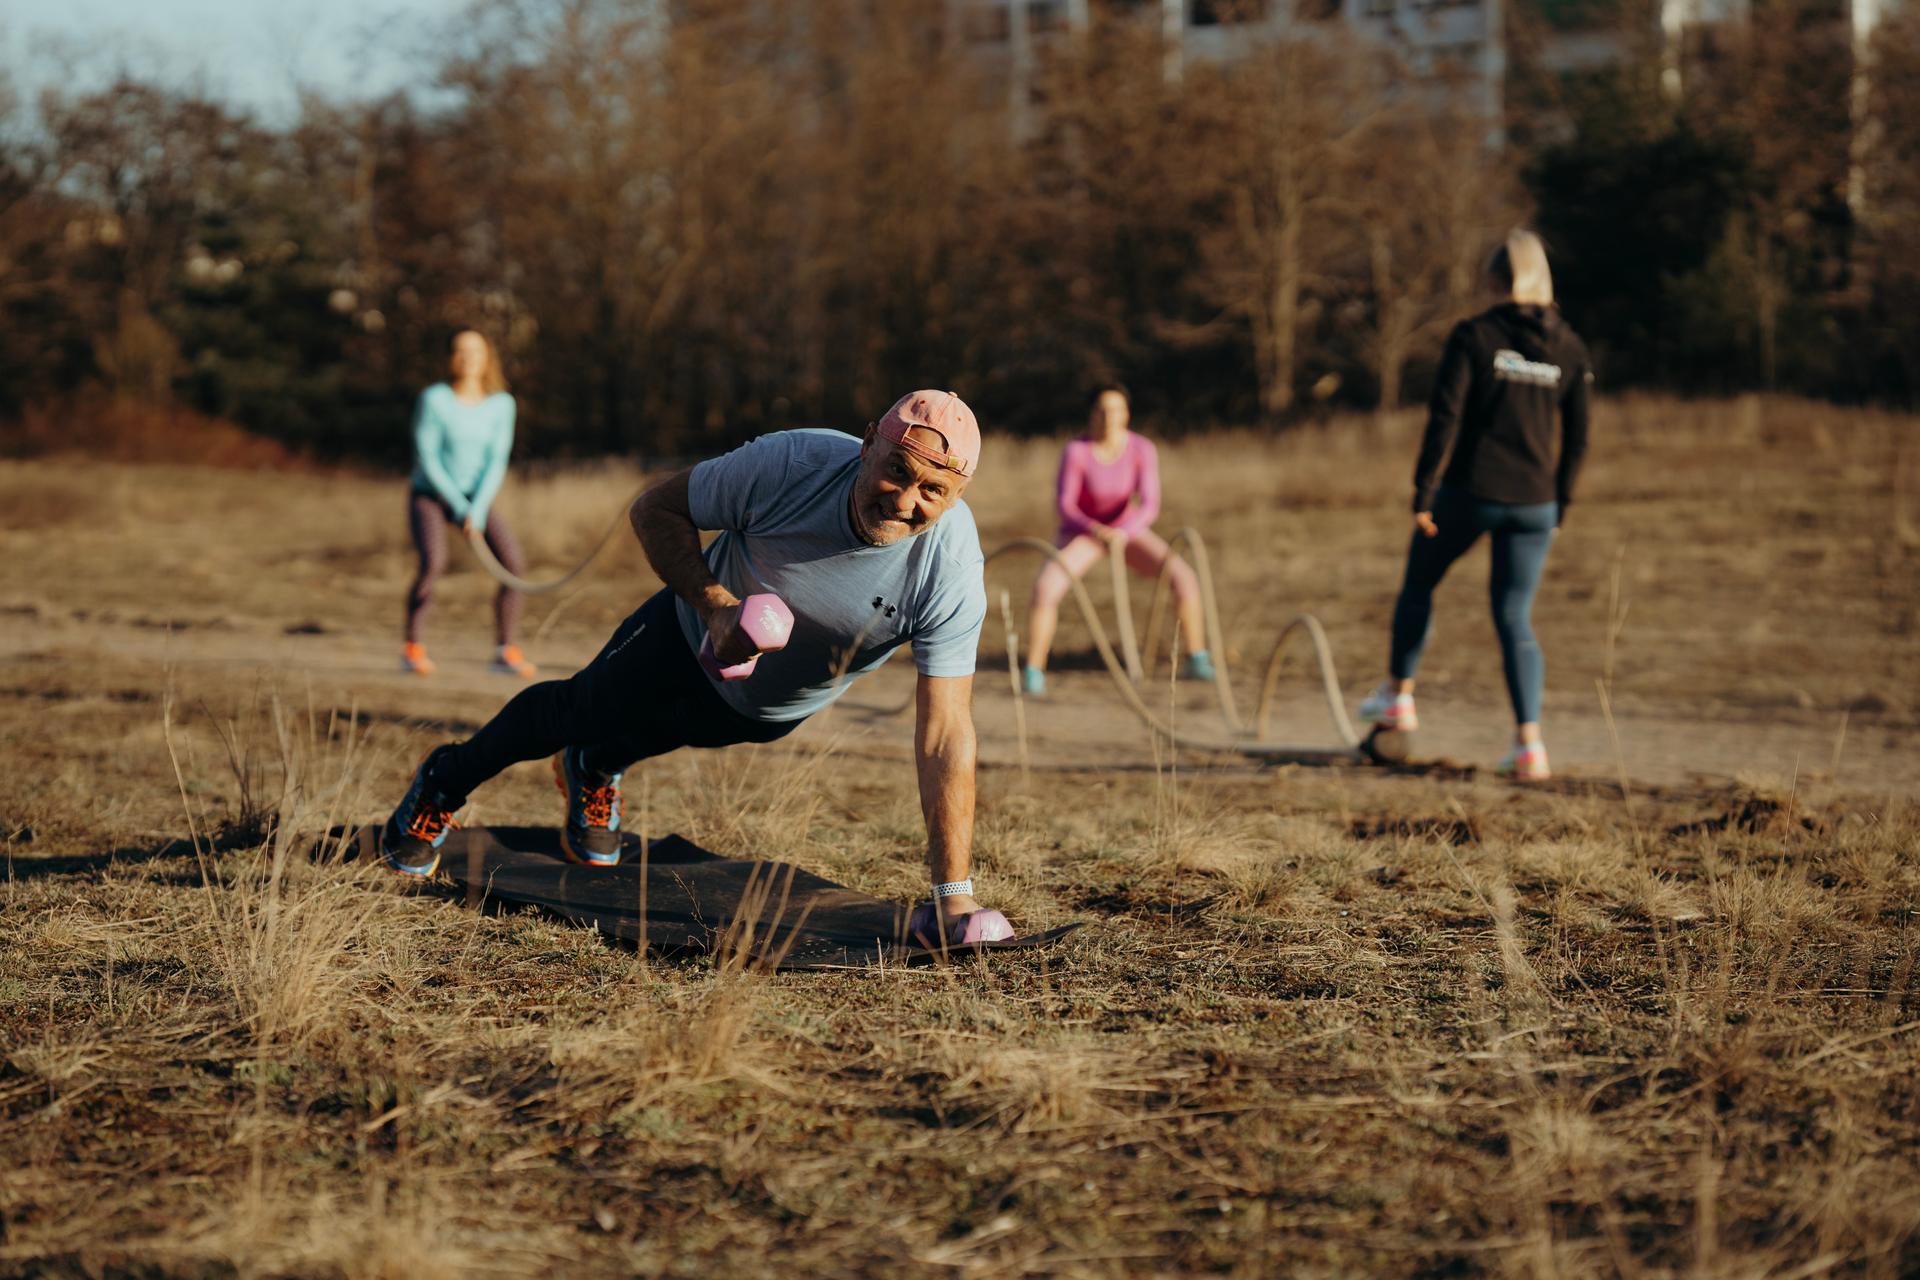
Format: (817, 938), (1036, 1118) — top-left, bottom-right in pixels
(1022, 387), (1211, 695)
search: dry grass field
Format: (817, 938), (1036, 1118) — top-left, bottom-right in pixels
(1, 395), (1916, 1277)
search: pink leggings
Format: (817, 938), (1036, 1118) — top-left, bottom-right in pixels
(406, 489), (526, 645)
(1029, 530), (1200, 613)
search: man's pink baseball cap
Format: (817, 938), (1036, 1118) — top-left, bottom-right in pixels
(875, 390), (980, 479)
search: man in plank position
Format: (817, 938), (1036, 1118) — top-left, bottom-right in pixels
(377, 390), (1002, 941)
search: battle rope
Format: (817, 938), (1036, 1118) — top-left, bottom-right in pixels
(978, 531), (1364, 761)
(461, 495), (1367, 761)
(1111, 528), (1360, 746)
(463, 492), (644, 595)
(1106, 546), (1144, 682)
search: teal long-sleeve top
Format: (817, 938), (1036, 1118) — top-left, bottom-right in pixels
(409, 384), (516, 527)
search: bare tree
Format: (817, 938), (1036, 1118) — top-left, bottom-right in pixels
(1684, 0), (1853, 388)
(1860, 6), (1920, 397)
(35, 83), (271, 402)
(1182, 38), (1379, 421)
(1353, 103), (1522, 413)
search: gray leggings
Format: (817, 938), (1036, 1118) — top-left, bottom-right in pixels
(405, 489), (526, 645)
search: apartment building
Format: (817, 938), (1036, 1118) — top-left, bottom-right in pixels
(953, 0), (1509, 125)
(949, 0), (1892, 133)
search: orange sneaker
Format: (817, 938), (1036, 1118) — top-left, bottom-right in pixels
(491, 644), (537, 679)
(400, 642), (435, 676)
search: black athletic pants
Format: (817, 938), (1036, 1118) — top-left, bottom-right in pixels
(429, 588), (804, 800)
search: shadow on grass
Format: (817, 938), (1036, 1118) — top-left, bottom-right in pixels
(314, 823), (1085, 971)
(1, 828), (264, 882)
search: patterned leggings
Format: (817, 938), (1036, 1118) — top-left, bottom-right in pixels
(405, 490), (526, 646)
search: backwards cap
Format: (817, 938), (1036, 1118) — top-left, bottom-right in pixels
(875, 390), (980, 479)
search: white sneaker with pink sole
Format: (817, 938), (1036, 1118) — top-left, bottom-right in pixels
(1358, 683), (1419, 732)
(1497, 743), (1551, 781)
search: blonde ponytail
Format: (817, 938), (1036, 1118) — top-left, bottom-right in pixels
(1488, 229), (1554, 307)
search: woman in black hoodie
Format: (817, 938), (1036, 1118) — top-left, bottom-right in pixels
(1358, 230), (1592, 780)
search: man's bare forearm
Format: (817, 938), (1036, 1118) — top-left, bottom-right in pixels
(919, 747), (976, 885)
(631, 470), (735, 622)
(915, 677), (977, 888)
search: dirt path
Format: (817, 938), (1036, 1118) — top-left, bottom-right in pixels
(9, 603), (1912, 801)
(846, 662), (1913, 796)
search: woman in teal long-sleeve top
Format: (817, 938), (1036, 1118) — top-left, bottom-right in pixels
(402, 329), (536, 678)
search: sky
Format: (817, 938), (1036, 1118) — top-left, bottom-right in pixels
(4, 0), (472, 121)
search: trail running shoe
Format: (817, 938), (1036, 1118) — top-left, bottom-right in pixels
(379, 750), (463, 877)
(1497, 743), (1551, 781)
(553, 747), (624, 867)
(1358, 683), (1418, 732)
(400, 642), (436, 676)
(491, 644), (538, 679)
(1020, 665), (1047, 697)
(1182, 650), (1217, 682)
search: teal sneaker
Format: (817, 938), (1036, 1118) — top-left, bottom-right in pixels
(1020, 665), (1047, 697)
(1182, 650), (1217, 682)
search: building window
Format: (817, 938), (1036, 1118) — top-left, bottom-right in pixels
(1193, 0), (1272, 23)
(965, 0), (1076, 39)
(1030, 0), (1073, 32)
(1538, 0), (1624, 30)
(965, 2), (1011, 42)
(1428, 39), (1486, 71)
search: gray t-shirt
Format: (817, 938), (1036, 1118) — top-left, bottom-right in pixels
(676, 429), (987, 722)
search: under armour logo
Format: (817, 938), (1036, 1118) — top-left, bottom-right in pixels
(872, 596), (897, 618)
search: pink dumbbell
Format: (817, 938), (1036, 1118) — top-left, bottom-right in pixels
(908, 902), (1016, 948)
(699, 593), (794, 681)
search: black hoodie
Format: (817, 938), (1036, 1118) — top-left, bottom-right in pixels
(1412, 303), (1592, 518)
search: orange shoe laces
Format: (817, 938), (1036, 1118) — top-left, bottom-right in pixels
(577, 782), (619, 828)
(404, 802), (460, 843)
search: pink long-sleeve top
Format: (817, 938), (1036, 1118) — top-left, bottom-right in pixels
(1056, 433), (1160, 541)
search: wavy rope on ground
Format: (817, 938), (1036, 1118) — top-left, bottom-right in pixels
(462, 493), (644, 595)
(1116, 528), (1361, 747)
(979, 531), (1366, 763)
(461, 498), (1370, 763)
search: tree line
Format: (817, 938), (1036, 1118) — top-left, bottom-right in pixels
(1, 0), (1914, 464)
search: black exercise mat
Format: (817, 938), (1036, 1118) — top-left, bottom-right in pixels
(331, 825), (1081, 970)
